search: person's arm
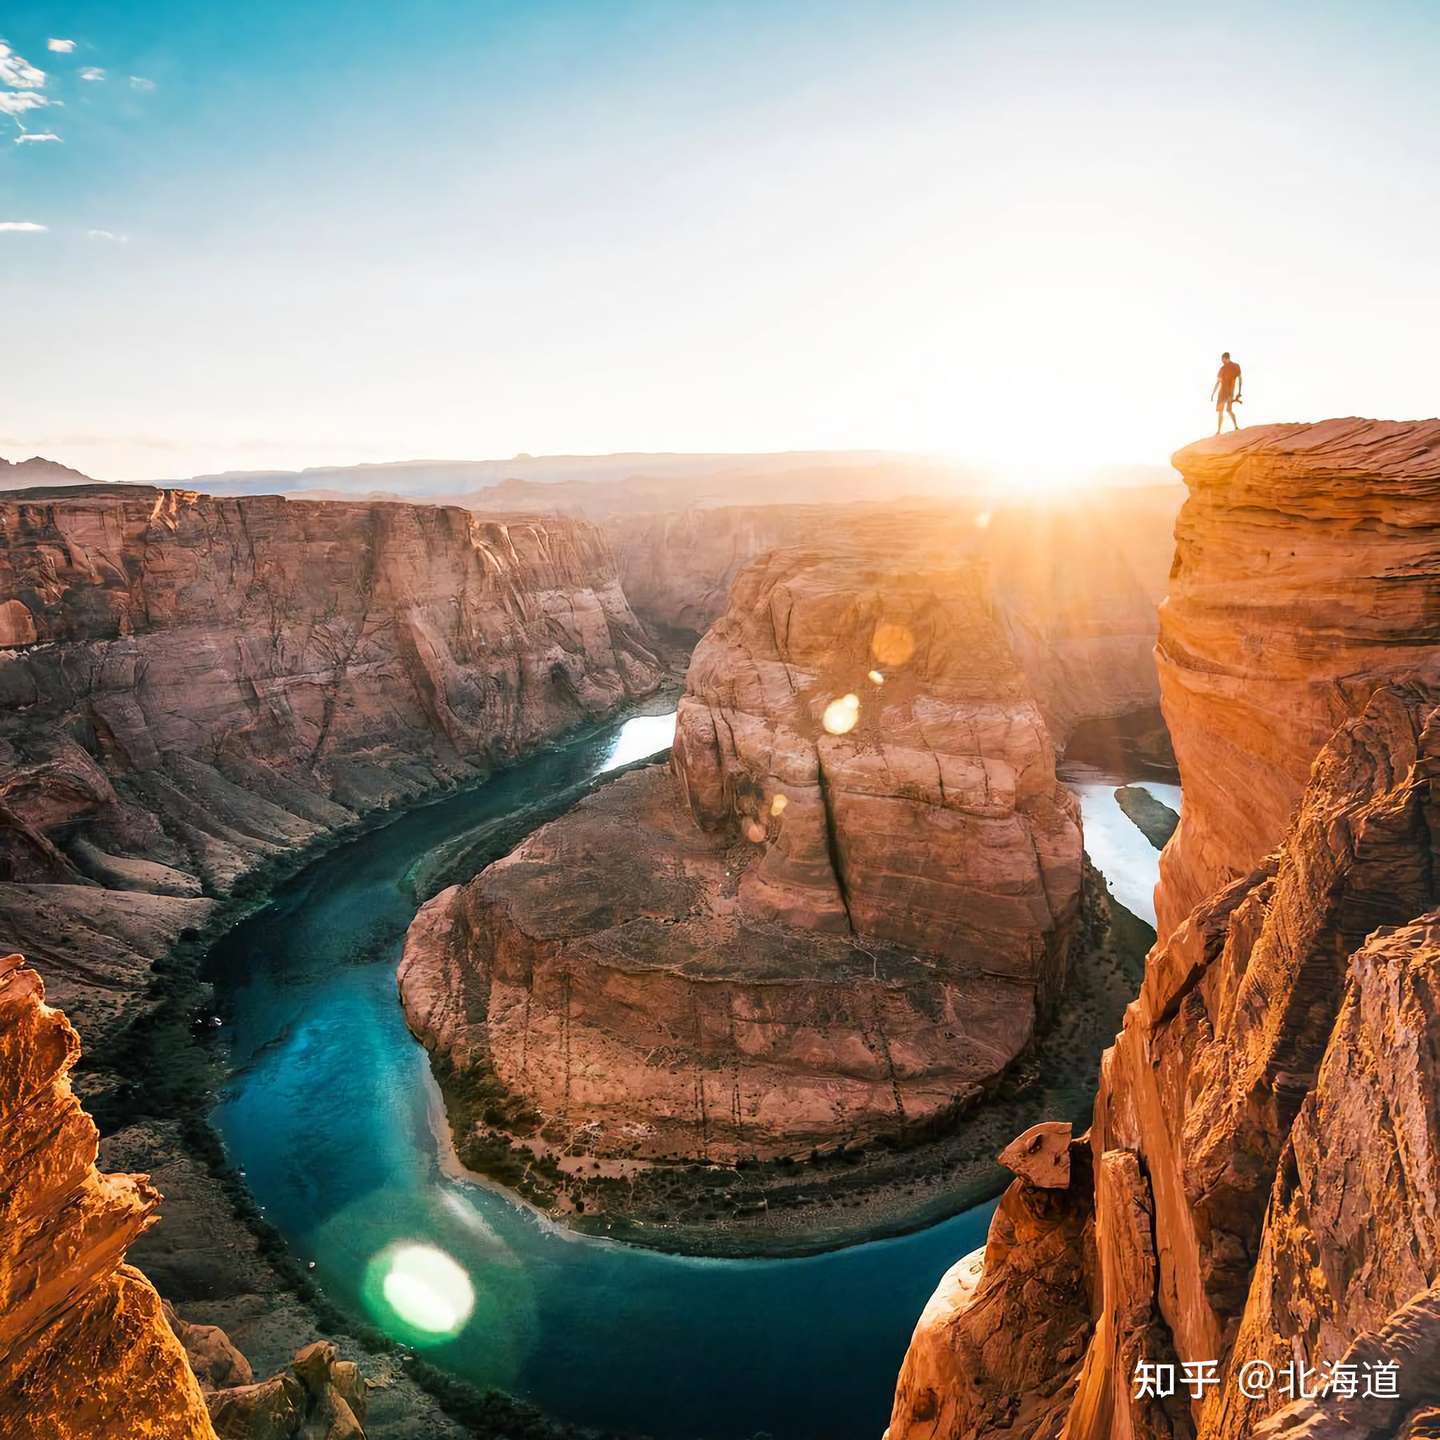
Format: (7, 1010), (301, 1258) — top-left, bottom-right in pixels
(1235, 367), (1242, 398)
(1210, 376), (1219, 400)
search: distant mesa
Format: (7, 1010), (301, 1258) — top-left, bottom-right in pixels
(172, 450), (972, 504)
(0, 455), (96, 491)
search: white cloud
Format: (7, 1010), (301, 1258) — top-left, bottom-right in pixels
(0, 41), (45, 88)
(47, 38), (76, 54)
(15, 131), (61, 144)
(0, 91), (49, 115)
(87, 228), (128, 242)
(128, 75), (155, 92)
(0, 221), (47, 232)
(79, 66), (105, 81)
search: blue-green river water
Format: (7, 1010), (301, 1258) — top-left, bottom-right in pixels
(209, 711), (1169, 1440)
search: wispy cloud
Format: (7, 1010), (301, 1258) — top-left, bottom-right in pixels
(0, 91), (50, 116)
(87, 228), (128, 242)
(128, 75), (155, 93)
(15, 131), (60, 144)
(79, 65), (105, 81)
(1, 41), (50, 133)
(46, 38), (76, 54)
(0, 221), (47, 232)
(0, 41), (45, 89)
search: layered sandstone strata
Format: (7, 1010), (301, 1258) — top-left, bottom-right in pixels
(1156, 418), (1440, 936)
(890, 420), (1440, 1440)
(0, 485), (659, 1046)
(401, 542), (1082, 1165)
(0, 952), (216, 1438)
(1068, 681), (1440, 1439)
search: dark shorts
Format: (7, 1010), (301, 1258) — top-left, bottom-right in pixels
(1217, 391), (1235, 408)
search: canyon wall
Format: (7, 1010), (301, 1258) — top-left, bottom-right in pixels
(0, 485), (660, 1050)
(608, 504), (837, 636)
(606, 488), (1180, 740)
(1156, 419), (1440, 936)
(400, 534), (1082, 1175)
(888, 419), (1440, 1440)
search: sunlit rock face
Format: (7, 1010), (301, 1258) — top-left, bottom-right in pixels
(1156, 418), (1440, 938)
(673, 547), (1081, 986)
(401, 542), (1082, 1164)
(886, 1136), (1099, 1440)
(0, 952), (216, 1439)
(1072, 682), (1440, 1439)
(0, 485), (659, 1050)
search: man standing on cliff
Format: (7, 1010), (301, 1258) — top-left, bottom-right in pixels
(1211, 352), (1242, 433)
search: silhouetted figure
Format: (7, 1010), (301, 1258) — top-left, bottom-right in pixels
(1211, 352), (1242, 433)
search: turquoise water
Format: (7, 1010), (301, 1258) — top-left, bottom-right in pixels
(1066, 779), (1178, 927)
(208, 714), (998, 1440)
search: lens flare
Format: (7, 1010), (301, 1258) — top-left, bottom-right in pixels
(744, 820), (767, 843)
(371, 1243), (475, 1338)
(868, 670), (884, 684)
(769, 793), (788, 815)
(871, 622), (915, 667)
(822, 693), (861, 735)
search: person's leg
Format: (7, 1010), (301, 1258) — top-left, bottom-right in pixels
(1216, 401), (1224, 434)
(1228, 401), (1240, 430)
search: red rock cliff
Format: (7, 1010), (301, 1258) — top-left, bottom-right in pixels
(889, 420), (1440, 1440)
(0, 485), (659, 1048)
(1156, 419), (1440, 937)
(0, 952), (216, 1438)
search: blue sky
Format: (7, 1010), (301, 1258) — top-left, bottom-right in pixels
(3, 0), (1439, 480)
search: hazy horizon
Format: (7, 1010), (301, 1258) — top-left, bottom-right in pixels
(2, 443), (1187, 499)
(4, 0), (1438, 482)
